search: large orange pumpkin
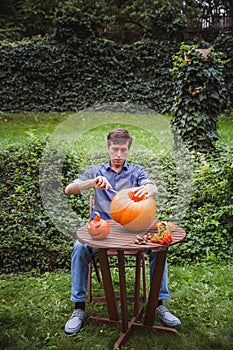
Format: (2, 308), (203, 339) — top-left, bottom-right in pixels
(88, 212), (110, 240)
(110, 188), (156, 231)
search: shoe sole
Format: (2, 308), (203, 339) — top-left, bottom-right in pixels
(64, 321), (84, 335)
(160, 318), (181, 328)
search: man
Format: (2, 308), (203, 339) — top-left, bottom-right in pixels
(64, 128), (181, 335)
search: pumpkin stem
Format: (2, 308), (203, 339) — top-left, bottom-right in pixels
(94, 211), (101, 221)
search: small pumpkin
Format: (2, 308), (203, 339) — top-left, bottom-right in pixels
(154, 221), (166, 231)
(110, 188), (156, 231)
(154, 220), (174, 232)
(88, 211), (110, 240)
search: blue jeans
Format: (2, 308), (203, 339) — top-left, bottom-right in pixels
(71, 241), (170, 302)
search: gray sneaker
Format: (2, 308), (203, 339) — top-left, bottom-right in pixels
(156, 305), (181, 327)
(64, 309), (86, 335)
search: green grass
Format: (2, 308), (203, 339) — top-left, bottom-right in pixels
(218, 119), (233, 146)
(0, 113), (69, 146)
(1, 263), (232, 350)
(1, 112), (233, 150)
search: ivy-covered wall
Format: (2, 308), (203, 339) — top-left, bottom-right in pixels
(0, 37), (175, 113)
(0, 32), (232, 114)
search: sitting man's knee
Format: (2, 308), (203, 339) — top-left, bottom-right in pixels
(72, 242), (92, 259)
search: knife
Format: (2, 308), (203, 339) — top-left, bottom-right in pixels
(107, 188), (118, 194)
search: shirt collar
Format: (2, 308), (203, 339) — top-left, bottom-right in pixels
(105, 160), (129, 171)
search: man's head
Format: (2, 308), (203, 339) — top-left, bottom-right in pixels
(107, 128), (132, 171)
(107, 128), (132, 149)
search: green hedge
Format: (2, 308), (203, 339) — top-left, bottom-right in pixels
(0, 137), (89, 273)
(0, 37), (177, 113)
(171, 145), (233, 263)
(1, 137), (232, 273)
(0, 31), (232, 114)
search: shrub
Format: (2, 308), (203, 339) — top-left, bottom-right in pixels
(170, 43), (229, 153)
(214, 29), (233, 106)
(0, 31), (232, 115)
(54, 3), (100, 42)
(0, 137), (89, 273)
(173, 144), (233, 264)
(0, 36), (183, 114)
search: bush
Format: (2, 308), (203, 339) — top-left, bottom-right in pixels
(1, 137), (232, 272)
(0, 36), (187, 114)
(171, 43), (229, 152)
(214, 29), (233, 106)
(0, 137), (89, 273)
(170, 144), (233, 264)
(0, 31), (232, 115)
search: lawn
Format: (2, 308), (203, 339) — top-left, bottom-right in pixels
(1, 263), (233, 350)
(0, 112), (69, 145)
(0, 111), (233, 349)
(0, 111), (233, 148)
(218, 118), (233, 145)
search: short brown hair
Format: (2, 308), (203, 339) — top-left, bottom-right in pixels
(107, 128), (132, 149)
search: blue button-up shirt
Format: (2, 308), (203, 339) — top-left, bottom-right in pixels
(75, 161), (153, 220)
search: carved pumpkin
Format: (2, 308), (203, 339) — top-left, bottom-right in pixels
(110, 188), (156, 231)
(88, 212), (110, 240)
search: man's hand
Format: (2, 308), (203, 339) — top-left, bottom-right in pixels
(133, 183), (158, 198)
(94, 176), (112, 191)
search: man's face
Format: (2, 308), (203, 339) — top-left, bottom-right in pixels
(108, 142), (130, 169)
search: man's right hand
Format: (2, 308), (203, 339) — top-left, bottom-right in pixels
(94, 176), (112, 191)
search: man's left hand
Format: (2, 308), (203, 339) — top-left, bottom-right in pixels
(133, 183), (157, 198)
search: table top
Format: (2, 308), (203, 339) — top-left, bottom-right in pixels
(76, 220), (186, 251)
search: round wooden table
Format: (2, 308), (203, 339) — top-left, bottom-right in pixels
(76, 220), (186, 349)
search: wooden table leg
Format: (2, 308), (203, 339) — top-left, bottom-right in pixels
(97, 248), (119, 321)
(133, 251), (141, 317)
(113, 250), (145, 350)
(142, 248), (179, 336)
(144, 249), (167, 325)
(117, 250), (128, 332)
